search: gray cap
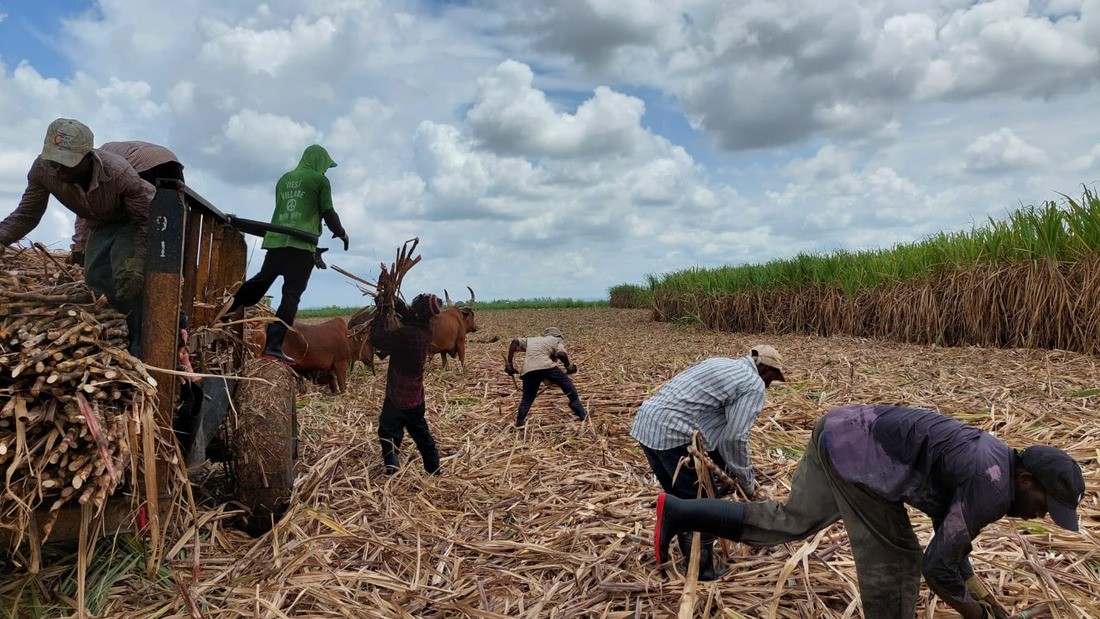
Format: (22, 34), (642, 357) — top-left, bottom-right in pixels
(543, 327), (564, 339)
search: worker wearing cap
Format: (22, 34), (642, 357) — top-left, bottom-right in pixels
(0, 118), (155, 356)
(504, 326), (588, 428)
(227, 144), (349, 364)
(652, 405), (1086, 618)
(630, 345), (786, 580)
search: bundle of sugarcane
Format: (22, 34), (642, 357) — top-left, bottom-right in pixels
(0, 245), (157, 544)
(334, 237), (421, 331)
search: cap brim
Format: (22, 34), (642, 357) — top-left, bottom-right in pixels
(41, 145), (87, 168)
(1047, 496), (1080, 532)
(329, 161), (338, 168)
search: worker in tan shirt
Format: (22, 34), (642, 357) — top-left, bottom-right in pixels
(0, 118), (154, 357)
(504, 327), (588, 427)
(70, 140), (185, 265)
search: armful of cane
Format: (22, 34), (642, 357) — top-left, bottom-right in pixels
(965, 576), (1011, 619)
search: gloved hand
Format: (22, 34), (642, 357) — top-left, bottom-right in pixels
(115, 256), (145, 300)
(69, 250), (85, 266)
(566, 363), (578, 374)
(965, 575), (1010, 619)
(505, 364), (518, 376)
(334, 231), (349, 251)
(313, 248), (329, 270)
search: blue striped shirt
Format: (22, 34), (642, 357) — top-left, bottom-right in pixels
(630, 356), (766, 493)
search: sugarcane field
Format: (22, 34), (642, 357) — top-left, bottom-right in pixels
(2, 190), (1100, 619)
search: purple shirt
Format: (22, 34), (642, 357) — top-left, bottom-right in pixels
(823, 405), (1014, 607)
(369, 317), (433, 409)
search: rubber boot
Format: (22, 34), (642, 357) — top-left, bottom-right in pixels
(654, 493), (744, 568)
(262, 322), (295, 364)
(382, 450), (400, 475)
(568, 398), (588, 421)
(675, 532), (730, 581)
(125, 312), (143, 359)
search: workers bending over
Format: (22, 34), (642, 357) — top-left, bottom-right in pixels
(631, 345), (785, 580)
(70, 140), (186, 265)
(0, 119), (153, 356)
(505, 327), (588, 427)
(653, 405), (1085, 619)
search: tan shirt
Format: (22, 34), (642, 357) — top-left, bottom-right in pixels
(0, 151), (154, 257)
(517, 335), (567, 375)
(99, 141), (181, 172)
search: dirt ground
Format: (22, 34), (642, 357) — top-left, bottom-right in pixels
(127, 308), (1099, 617)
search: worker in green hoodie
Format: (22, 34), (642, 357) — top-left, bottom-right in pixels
(228, 144), (349, 363)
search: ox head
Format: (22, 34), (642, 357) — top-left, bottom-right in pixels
(444, 287), (479, 333)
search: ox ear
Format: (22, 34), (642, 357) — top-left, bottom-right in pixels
(460, 307), (473, 317)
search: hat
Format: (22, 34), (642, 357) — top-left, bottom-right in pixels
(1020, 445), (1085, 531)
(751, 344), (785, 380)
(543, 327), (564, 339)
(42, 118), (94, 167)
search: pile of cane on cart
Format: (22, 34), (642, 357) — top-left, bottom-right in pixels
(0, 245), (158, 555)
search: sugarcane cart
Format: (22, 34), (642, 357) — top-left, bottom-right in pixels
(0, 180), (302, 558)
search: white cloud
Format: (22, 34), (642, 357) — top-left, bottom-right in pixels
(963, 128), (1047, 173)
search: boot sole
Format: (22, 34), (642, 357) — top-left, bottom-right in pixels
(654, 493), (666, 565)
(262, 354), (296, 366)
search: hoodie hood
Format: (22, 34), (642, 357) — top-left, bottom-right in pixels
(296, 144), (336, 174)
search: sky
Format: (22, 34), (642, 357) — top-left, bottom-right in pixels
(0, 0), (1098, 308)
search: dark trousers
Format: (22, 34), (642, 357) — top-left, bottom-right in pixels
(516, 366), (579, 424)
(231, 247), (314, 325)
(378, 397), (440, 474)
(641, 443), (725, 558)
(740, 417), (923, 618)
(84, 219), (142, 351)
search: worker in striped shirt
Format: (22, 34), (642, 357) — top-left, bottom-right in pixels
(630, 345), (785, 580)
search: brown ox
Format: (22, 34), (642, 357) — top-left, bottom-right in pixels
(250, 317), (353, 394)
(429, 287), (479, 371)
(346, 307), (381, 375)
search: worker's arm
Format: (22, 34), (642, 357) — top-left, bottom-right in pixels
(715, 383), (765, 496)
(318, 178), (348, 250)
(505, 338), (523, 375)
(924, 493), (1010, 619)
(0, 164), (51, 247)
(556, 343), (577, 373)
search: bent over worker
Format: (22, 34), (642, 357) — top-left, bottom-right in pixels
(505, 327), (588, 428)
(653, 405), (1085, 618)
(0, 119), (153, 356)
(227, 144), (349, 363)
(631, 345), (785, 581)
(71, 140), (186, 266)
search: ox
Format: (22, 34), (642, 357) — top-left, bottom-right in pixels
(429, 287), (479, 371)
(346, 307), (382, 375)
(250, 317), (353, 394)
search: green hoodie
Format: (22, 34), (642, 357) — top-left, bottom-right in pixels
(262, 144), (337, 251)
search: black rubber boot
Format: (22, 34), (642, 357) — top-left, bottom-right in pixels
(262, 322), (295, 364)
(654, 493), (744, 568)
(568, 398), (588, 421)
(382, 449), (400, 475)
(125, 312), (143, 359)
(675, 533), (730, 581)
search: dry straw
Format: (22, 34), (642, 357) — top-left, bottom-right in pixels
(43, 306), (1091, 618)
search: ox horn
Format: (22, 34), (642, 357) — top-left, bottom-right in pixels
(467, 286), (475, 307)
(444, 289), (453, 307)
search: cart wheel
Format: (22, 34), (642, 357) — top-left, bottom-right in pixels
(230, 357), (297, 534)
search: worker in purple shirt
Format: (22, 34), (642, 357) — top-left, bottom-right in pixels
(652, 405), (1085, 619)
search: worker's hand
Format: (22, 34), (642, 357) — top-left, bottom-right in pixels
(334, 231), (349, 251)
(313, 250), (328, 269)
(566, 363), (578, 374)
(966, 576), (1010, 619)
(69, 249), (85, 266)
(505, 364), (518, 376)
(115, 256), (145, 300)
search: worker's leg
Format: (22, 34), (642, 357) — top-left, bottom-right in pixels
(230, 250), (282, 311)
(272, 248), (314, 326)
(542, 367), (587, 420)
(821, 447), (923, 617)
(515, 370), (544, 426)
(377, 397), (405, 474)
(86, 220), (143, 355)
(738, 417), (842, 545)
(404, 402), (440, 474)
